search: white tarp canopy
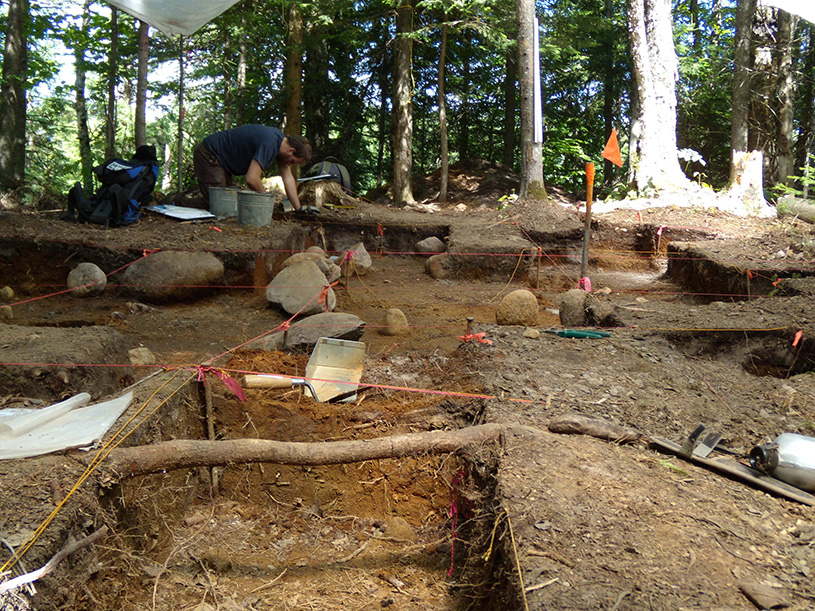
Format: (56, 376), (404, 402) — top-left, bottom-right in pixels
(759, 0), (815, 24)
(106, 0), (242, 36)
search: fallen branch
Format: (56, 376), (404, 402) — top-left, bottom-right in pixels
(548, 413), (640, 444)
(0, 527), (108, 594)
(94, 424), (504, 479)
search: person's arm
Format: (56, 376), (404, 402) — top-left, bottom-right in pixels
(246, 159), (265, 192)
(277, 162), (303, 211)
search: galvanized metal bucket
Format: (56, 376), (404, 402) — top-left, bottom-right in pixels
(237, 190), (275, 226)
(209, 187), (238, 218)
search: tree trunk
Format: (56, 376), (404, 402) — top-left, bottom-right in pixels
(134, 20), (150, 149)
(748, 6), (777, 180)
(285, 2), (304, 139)
(775, 10), (797, 187)
(376, 38), (390, 188)
(729, 0), (755, 185)
(177, 36), (185, 194)
(105, 8), (119, 159)
(515, 0), (545, 200)
(223, 26), (233, 130)
(602, 0), (616, 185)
(0, 0), (29, 189)
(304, 38), (330, 156)
(392, 1), (415, 204)
(794, 26), (814, 196)
(457, 28), (472, 161)
(74, 1), (93, 194)
(502, 47), (517, 169)
(96, 425), (503, 479)
(626, 0), (688, 192)
(438, 21), (449, 203)
(161, 142), (173, 192)
(236, 13), (248, 125)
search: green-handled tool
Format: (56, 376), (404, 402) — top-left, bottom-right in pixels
(543, 328), (611, 339)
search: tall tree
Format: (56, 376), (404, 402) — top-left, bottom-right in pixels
(73, 0), (93, 193)
(626, 0), (688, 191)
(105, 7), (119, 159)
(0, 0), (29, 188)
(134, 20), (150, 149)
(392, 1), (415, 204)
(502, 47), (517, 169)
(284, 2), (304, 139)
(729, 0), (755, 186)
(438, 20), (449, 202)
(515, 0), (545, 199)
(774, 9), (797, 186)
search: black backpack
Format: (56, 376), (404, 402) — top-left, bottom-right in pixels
(66, 145), (160, 226)
(306, 157), (352, 192)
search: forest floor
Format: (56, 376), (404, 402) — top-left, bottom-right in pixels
(2, 161), (815, 610)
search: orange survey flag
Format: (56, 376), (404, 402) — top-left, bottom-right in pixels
(602, 128), (623, 167)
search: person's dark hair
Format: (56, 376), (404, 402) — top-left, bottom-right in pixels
(286, 135), (312, 164)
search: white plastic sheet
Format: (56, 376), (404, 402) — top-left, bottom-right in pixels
(0, 392), (133, 460)
(759, 0), (815, 24)
(105, 0), (242, 36)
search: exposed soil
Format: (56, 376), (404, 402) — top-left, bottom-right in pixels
(2, 166), (815, 610)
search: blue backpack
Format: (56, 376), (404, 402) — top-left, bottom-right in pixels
(67, 145), (159, 226)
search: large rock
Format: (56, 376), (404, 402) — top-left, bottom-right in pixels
(560, 289), (588, 327)
(496, 289), (538, 326)
(415, 236), (446, 254)
(68, 262), (107, 297)
(381, 308), (410, 336)
(340, 242), (372, 276)
(426, 253), (454, 279)
(266, 261), (336, 315)
(280, 252), (340, 282)
(122, 251), (224, 302)
(247, 312), (365, 350)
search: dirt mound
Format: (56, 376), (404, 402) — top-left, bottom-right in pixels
(364, 158), (520, 208)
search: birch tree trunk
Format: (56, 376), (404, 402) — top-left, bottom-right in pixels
(105, 8), (119, 159)
(438, 21), (449, 203)
(0, 0), (29, 189)
(134, 20), (150, 149)
(74, 1), (93, 193)
(236, 13), (248, 125)
(515, 0), (545, 200)
(392, 1), (415, 204)
(775, 10), (797, 187)
(626, 0), (688, 192)
(223, 26), (233, 130)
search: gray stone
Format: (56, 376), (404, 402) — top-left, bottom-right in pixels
(382, 308), (410, 336)
(385, 516), (417, 542)
(247, 312), (365, 350)
(426, 253), (453, 279)
(67, 262), (107, 297)
(280, 252), (338, 281)
(0, 306), (12, 322)
(415, 236), (446, 254)
(496, 289), (538, 326)
(0, 286), (14, 302)
(129, 346), (156, 366)
(523, 328), (540, 339)
(586, 298), (623, 327)
(266, 261), (336, 315)
(560, 289), (588, 327)
(340, 242), (372, 276)
(305, 246), (326, 255)
(122, 251), (224, 303)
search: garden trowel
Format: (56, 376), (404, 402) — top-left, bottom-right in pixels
(679, 425), (722, 459)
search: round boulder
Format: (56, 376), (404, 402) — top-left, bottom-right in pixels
(415, 236), (446, 254)
(381, 308), (410, 336)
(122, 251), (224, 303)
(496, 289), (538, 326)
(68, 262), (107, 297)
(266, 260), (336, 315)
(425, 253), (454, 279)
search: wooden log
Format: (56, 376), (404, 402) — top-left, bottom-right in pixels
(778, 195), (815, 224)
(95, 424), (503, 479)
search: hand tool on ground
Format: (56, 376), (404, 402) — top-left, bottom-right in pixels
(542, 328), (611, 339)
(242, 374), (317, 398)
(679, 424), (722, 459)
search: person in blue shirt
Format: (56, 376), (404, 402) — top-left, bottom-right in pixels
(193, 125), (312, 212)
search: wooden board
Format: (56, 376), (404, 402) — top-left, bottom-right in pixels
(650, 436), (815, 506)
